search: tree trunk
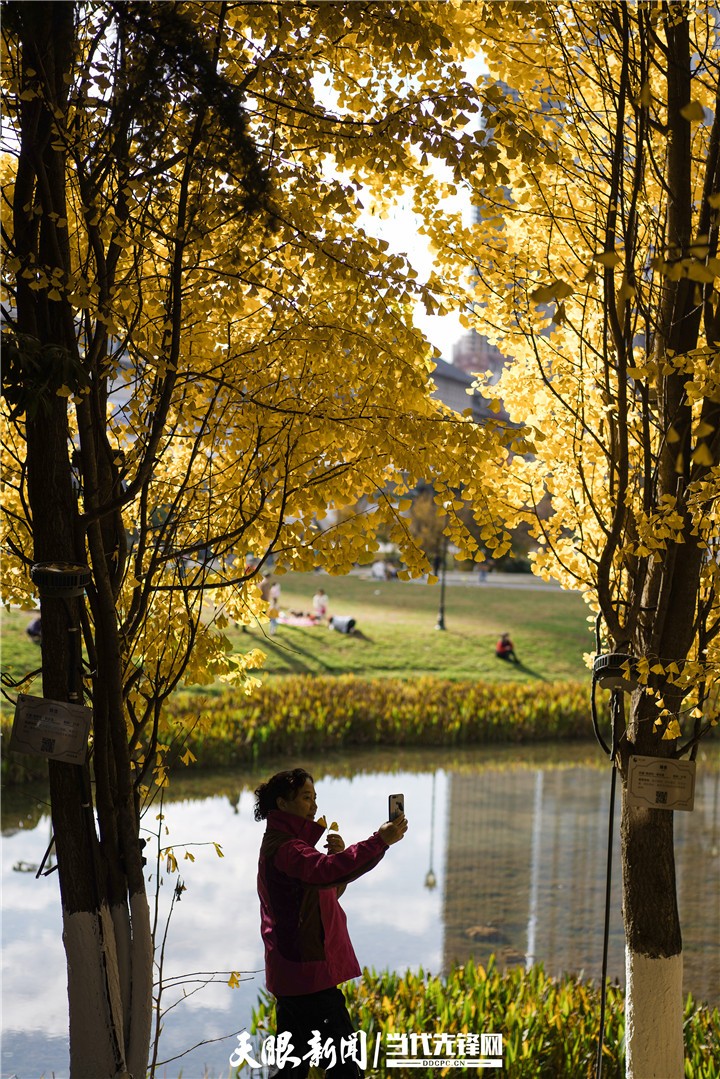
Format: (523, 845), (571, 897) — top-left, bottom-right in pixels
(620, 710), (684, 1077)
(617, 9), (702, 1074)
(14, 4), (151, 1075)
(619, 545), (704, 1076)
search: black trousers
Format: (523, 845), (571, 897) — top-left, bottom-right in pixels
(270, 986), (363, 1078)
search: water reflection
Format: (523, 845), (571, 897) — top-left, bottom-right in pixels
(441, 750), (719, 1001)
(2, 742), (718, 1079)
(444, 766), (625, 976)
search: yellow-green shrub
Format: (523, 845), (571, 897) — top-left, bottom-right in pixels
(1, 676), (592, 782)
(162, 676), (591, 769)
(250, 960), (720, 1078)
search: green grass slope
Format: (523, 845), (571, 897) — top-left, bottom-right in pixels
(1, 572), (593, 702)
(233, 572), (593, 683)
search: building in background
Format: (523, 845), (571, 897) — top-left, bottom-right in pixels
(452, 329), (507, 383)
(430, 355), (498, 423)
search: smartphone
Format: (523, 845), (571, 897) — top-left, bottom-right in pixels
(388, 793), (405, 822)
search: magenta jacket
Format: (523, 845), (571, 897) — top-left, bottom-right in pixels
(258, 809), (388, 996)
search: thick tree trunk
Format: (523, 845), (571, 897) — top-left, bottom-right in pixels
(625, 935), (684, 1077)
(14, 4), (152, 1075)
(617, 11), (701, 1073)
(620, 788), (683, 1076)
(619, 539), (704, 1079)
(64, 908), (129, 1079)
(26, 405), (143, 1078)
(617, 640), (690, 1078)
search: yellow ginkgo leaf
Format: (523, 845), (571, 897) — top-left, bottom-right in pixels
(691, 443), (714, 467)
(679, 100), (705, 122)
(593, 250), (622, 269)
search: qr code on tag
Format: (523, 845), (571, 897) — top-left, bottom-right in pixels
(41, 737), (56, 753)
(655, 790), (668, 805)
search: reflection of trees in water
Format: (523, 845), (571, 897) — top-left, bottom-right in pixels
(442, 764), (720, 1006)
(12, 817), (56, 877)
(1, 743), (607, 829)
(1, 782), (51, 836)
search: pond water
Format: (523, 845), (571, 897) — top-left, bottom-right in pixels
(2, 742), (718, 1079)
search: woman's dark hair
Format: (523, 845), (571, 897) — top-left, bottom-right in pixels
(254, 768), (314, 821)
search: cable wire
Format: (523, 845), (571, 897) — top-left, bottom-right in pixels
(595, 689), (621, 1079)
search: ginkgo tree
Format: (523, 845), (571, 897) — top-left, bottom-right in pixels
(423, 1), (719, 1075)
(0, 3), (506, 1075)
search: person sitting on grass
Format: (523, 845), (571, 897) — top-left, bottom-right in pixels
(312, 587), (329, 623)
(496, 632), (519, 664)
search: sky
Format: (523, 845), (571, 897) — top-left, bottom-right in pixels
(354, 52), (489, 359)
(357, 196), (469, 358)
(313, 53), (487, 362)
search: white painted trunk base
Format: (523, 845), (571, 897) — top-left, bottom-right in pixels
(126, 892), (153, 1079)
(625, 949), (684, 1078)
(63, 906), (128, 1078)
(63, 898), (151, 1078)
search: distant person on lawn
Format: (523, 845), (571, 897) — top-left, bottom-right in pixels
(260, 573), (274, 602)
(268, 582), (281, 635)
(312, 587), (329, 623)
(496, 632), (519, 664)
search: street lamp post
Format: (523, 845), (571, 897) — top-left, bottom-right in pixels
(424, 772), (437, 890)
(435, 533), (448, 631)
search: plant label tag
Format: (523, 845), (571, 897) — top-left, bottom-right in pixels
(627, 755), (696, 812)
(9, 694), (91, 765)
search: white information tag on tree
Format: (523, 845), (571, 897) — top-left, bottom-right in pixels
(9, 694), (91, 765)
(627, 755), (696, 812)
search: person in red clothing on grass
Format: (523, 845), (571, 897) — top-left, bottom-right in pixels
(495, 632), (519, 664)
(255, 768), (408, 1077)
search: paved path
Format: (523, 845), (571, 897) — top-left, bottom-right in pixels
(433, 571), (563, 591)
(353, 568), (566, 592)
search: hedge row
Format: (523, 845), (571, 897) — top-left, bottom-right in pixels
(2, 676), (592, 783)
(251, 959), (720, 1078)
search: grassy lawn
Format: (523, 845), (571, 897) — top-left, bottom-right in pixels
(1, 611), (42, 697)
(0, 573), (594, 704)
(231, 572), (592, 684)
